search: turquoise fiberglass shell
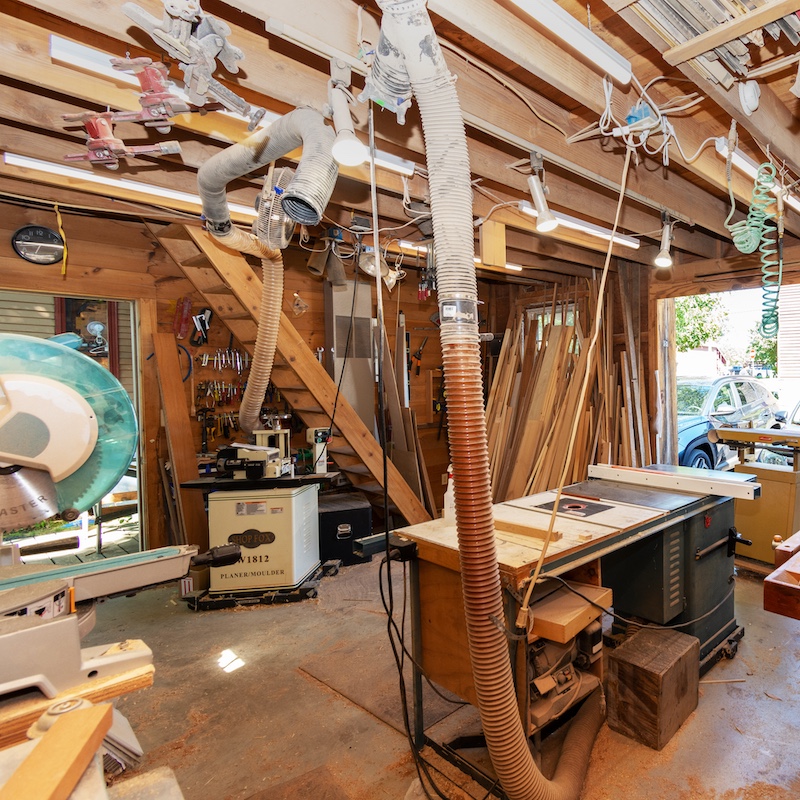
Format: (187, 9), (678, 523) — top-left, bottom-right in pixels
(0, 332), (138, 514)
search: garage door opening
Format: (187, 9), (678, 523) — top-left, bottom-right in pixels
(658, 286), (799, 471)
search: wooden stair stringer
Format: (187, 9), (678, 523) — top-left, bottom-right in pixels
(156, 224), (430, 525)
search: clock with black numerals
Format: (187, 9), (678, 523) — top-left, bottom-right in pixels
(11, 225), (65, 265)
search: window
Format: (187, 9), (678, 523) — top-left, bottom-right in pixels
(712, 383), (736, 413)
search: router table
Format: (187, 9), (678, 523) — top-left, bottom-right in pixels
(394, 465), (757, 744)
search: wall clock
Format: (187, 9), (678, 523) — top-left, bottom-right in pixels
(11, 225), (65, 265)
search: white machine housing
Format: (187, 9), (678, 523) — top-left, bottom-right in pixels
(253, 429), (293, 477)
(208, 484), (320, 591)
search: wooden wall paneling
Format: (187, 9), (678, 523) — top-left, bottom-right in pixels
(136, 299), (167, 549)
(0, 256), (160, 299)
(152, 331), (209, 550)
(0, 205), (175, 273)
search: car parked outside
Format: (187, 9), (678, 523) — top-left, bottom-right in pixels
(677, 376), (783, 470)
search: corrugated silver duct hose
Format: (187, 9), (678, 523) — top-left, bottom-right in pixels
(197, 109), (338, 433)
(368, 4), (603, 799)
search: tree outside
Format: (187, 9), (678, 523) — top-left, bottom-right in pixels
(747, 326), (778, 374)
(675, 294), (728, 352)
(675, 290), (779, 379)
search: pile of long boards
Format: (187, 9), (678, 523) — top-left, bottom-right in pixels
(486, 276), (651, 503)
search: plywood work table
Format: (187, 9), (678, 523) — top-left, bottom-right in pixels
(396, 480), (717, 590)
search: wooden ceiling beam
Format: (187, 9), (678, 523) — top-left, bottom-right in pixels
(0, 63), (652, 266)
(650, 244), (800, 299)
(613, 3), (800, 193)
(663, 1), (800, 66)
(252, 0), (746, 241)
(432, 0), (794, 233)
(0, 13), (636, 263)
(463, 137), (720, 259)
(11, 0), (738, 245)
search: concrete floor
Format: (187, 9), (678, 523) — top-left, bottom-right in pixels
(85, 561), (800, 800)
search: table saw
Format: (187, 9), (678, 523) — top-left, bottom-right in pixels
(393, 464), (757, 748)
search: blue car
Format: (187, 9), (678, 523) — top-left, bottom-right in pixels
(677, 377), (783, 470)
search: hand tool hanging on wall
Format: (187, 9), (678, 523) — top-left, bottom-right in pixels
(172, 296), (193, 339)
(189, 308), (213, 346)
(410, 337), (428, 376)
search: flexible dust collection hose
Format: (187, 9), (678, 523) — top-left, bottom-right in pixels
(239, 255), (284, 434)
(197, 108), (338, 433)
(198, 107), (338, 233)
(372, 3), (603, 799)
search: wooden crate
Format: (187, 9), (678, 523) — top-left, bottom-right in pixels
(607, 628), (699, 750)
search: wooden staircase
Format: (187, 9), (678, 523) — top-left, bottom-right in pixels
(156, 223), (431, 526)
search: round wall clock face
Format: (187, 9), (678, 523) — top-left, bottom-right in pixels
(11, 225), (65, 265)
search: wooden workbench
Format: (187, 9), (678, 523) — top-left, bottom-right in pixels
(394, 481), (721, 733)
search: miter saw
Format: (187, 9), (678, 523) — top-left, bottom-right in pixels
(0, 333), (243, 713)
(0, 332), (138, 536)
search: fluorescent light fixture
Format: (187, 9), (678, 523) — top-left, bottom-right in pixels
(519, 201), (639, 249)
(51, 35), (139, 86)
(372, 150), (416, 177)
(715, 138), (800, 215)
(507, 0), (631, 86)
(50, 35), (282, 129)
(3, 152), (258, 218)
(473, 257), (524, 271)
(714, 138), (759, 180)
(398, 240), (428, 253)
(555, 212), (640, 248)
(527, 173), (558, 233)
(654, 220), (672, 268)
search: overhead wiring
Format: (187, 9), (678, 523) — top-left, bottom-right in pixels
(566, 74), (707, 167)
(437, 37), (570, 140)
(313, 239), (360, 473)
(366, 102), (450, 800)
(321, 211), (424, 236)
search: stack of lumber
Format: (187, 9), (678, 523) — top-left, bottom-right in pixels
(486, 277), (651, 502)
(379, 323), (438, 518)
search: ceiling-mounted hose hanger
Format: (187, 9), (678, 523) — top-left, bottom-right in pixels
(369, 2), (603, 800)
(196, 108), (339, 435)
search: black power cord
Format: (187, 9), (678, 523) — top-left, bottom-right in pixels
(540, 574), (736, 630)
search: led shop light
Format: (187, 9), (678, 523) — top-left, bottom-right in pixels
(3, 152), (258, 218)
(654, 214), (673, 268)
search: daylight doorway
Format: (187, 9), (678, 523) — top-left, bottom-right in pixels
(0, 290), (141, 563)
